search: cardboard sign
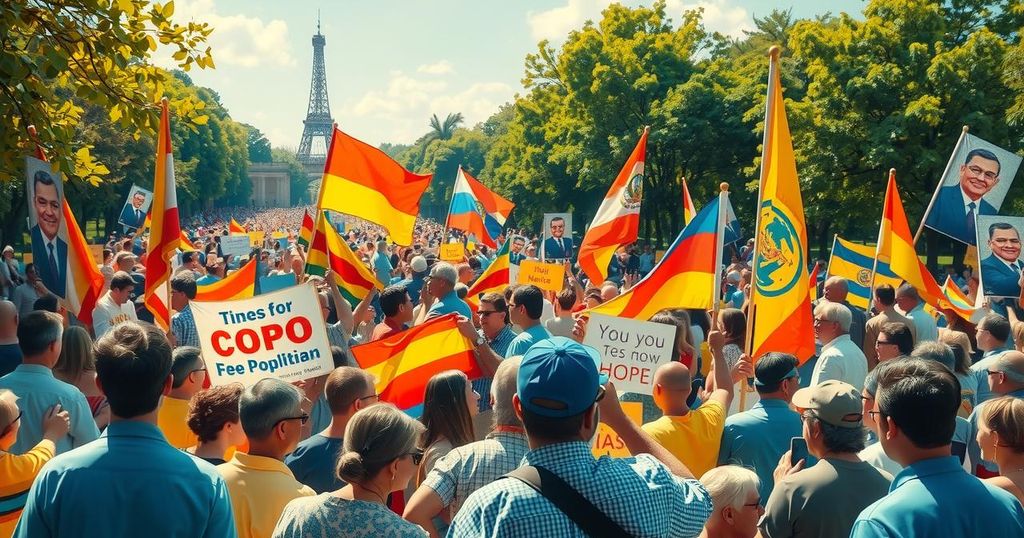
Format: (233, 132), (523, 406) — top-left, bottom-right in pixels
(249, 231), (265, 247)
(466, 241), (476, 253)
(220, 235), (251, 258)
(259, 273), (296, 294)
(517, 259), (565, 292)
(591, 401), (643, 458)
(583, 313), (677, 395)
(440, 243), (464, 262)
(191, 283), (333, 387)
(271, 231), (288, 239)
(89, 244), (105, 264)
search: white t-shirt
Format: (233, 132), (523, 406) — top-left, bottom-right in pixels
(92, 292), (138, 338)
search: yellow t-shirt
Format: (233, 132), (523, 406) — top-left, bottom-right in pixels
(0, 440), (56, 537)
(218, 453), (316, 538)
(641, 400), (726, 478)
(157, 396), (198, 449)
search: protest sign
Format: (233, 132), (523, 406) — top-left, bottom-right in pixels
(517, 259), (565, 292)
(117, 184), (153, 230)
(271, 231), (288, 239)
(591, 401), (643, 458)
(248, 231), (265, 247)
(259, 273), (296, 294)
(220, 235), (251, 258)
(583, 313), (677, 395)
(466, 241), (476, 252)
(440, 243), (464, 262)
(88, 244), (105, 264)
(191, 283), (333, 387)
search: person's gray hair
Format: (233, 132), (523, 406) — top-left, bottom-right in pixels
(492, 357), (523, 428)
(896, 283), (920, 302)
(699, 465), (760, 511)
(802, 410), (866, 453)
(814, 301), (852, 333)
(824, 276), (849, 295)
(911, 341), (957, 373)
(337, 403), (424, 484)
(239, 378), (302, 440)
(430, 262), (458, 286)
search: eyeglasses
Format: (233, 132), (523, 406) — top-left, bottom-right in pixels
(867, 410), (883, 422)
(189, 367), (208, 376)
(507, 303), (518, 310)
(357, 393), (379, 402)
(1, 410), (22, 437)
(967, 165), (998, 181)
(477, 310), (500, 317)
(987, 370), (1004, 378)
(875, 340), (894, 346)
(274, 413), (310, 428)
(409, 448), (425, 466)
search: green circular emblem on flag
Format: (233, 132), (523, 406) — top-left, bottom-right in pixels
(754, 200), (803, 297)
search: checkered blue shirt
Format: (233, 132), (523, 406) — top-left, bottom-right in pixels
(422, 429), (530, 516)
(171, 303), (199, 348)
(472, 325), (517, 412)
(447, 441), (712, 537)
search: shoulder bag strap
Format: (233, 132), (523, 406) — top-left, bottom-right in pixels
(503, 465), (634, 538)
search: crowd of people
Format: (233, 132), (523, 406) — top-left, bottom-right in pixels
(0, 204), (1023, 537)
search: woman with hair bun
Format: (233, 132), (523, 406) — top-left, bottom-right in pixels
(272, 403), (428, 537)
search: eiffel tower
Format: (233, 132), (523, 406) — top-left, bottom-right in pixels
(296, 16), (334, 178)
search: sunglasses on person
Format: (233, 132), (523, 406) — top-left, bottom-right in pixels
(408, 448), (425, 466)
(1, 410), (22, 438)
(477, 309), (501, 317)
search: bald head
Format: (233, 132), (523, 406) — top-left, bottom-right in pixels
(823, 277), (849, 303)
(993, 351), (1024, 391)
(0, 301), (17, 339)
(600, 282), (619, 302)
(652, 361), (693, 416)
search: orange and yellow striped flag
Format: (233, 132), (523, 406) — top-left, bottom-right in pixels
(179, 231), (197, 251)
(229, 218), (245, 234)
(748, 48), (815, 362)
(466, 239), (511, 307)
(144, 98), (182, 329)
(682, 176), (698, 225)
(194, 258), (257, 302)
(306, 210), (383, 307)
(318, 127), (433, 246)
(876, 169), (945, 309)
(297, 209), (315, 248)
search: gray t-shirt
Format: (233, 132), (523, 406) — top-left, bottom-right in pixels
(760, 458), (892, 538)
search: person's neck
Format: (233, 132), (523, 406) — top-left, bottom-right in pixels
(998, 383), (1024, 396)
(21, 356), (51, 369)
(0, 334), (16, 345)
(323, 415), (351, 439)
(661, 402), (691, 417)
(819, 449), (862, 463)
(194, 436), (233, 461)
(518, 318), (540, 330)
(996, 451), (1024, 477)
(759, 392), (790, 403)
(700, 518), (739, 538)
(482, 323), (505, 340)
(167, 388), (195, 401)
(111, 408), (159, 426)
(526, 433), (586, 450)
(897, 445), (952, 467)
(246, 442), (285, 461)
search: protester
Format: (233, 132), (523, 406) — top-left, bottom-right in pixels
(0, 389), (69, 537)
(417, 262), (471, 322)
(371, 285), (412, 341)
(0, 246), (20, 299)
(91, 271), (138, 338)
(186, 384), (246, 465)
(0, 311), (98, 454)
(11, 264), (45, 317)
(971, 312), (1013, 404)
(760, 380), (891, 538)
(448, 337), (713, 536)
(157, 346), (205, 449)
(976, 395), (1024, 505)
(13, 321), (236, 537)
(411, 370), (479, 497)
(545, 287), (576, 338)
(404, 358), (526, 536)
(820, 277), (867, 348)
(859, 366), (903, 476)
(852, 359), (1024, 536)
(272, 403), (427, 537)
(399, 255), (428, 307)
(939, 328), (980, 415)
(698, 465), (762, 538)
(286, 367), (377, 494)
(811, 301), (868, 390)
(52, 326), (109, 430)
(968, 351), (1024, 478)
(371, 240), (395, 285)
(873, 322), (914, 363)
(219, 378), (316, 538)
(504, 284), (550, 356)
(895, 283), (938, 343)
(169, 271), (200, 348)
(716, 308), (746, 370)
(718, 352), (804, 501)
(0, 300), (21, 377)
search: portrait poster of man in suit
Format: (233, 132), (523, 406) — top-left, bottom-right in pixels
(978, 216), (1024, 299)
(117, 185), (153, 232)
(923, 134), (1022, 245)
(541, 213), (574, 263)
(26, 157), (68, 298)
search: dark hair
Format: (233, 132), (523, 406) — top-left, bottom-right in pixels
(988, 222), (1017, 240)
(649, 312), (683, 358)
(380, 285), (409, 318)
(754, 352), (799, 394)
(980, 313), (1011, 343)
(512, 285), (544, 320)
(170, 346), (203, 388)
(110, 271), (135, 291)
(873, 284), (896, 307)
(687, 308), (711, 336)
(479, 292), (509, 324)
(330, 346), (352, 368)
(182, 251), (198, 265)
(33, 294), (59, 313)
(521, 407), (588, 441)
(719, 308), (746, 347)
(187, 384), (242, 442)
(965, 148), (1001, 174)
(170, 271), (197, 299)
(875, 359), (960, 449)
(880, 322), (914, 355)
(467, 257), (481, 271)
(556, 288), (576, 311)
(325, 366), (374, 415)
(18, 311), (63, 357)
(33, 169), (57, 194)
(94, 321), (173, 418)
(420, 370), (475, 449)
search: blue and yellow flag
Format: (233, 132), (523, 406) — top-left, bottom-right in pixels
(826, 236), (902, 310)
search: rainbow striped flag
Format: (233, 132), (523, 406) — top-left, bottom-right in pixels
(297, 209), (315, 248)
(195, 258), (257, 302)
(305, 210), (382, 307)
(466, 238), (511, 307)
(940, 275), (979, 322)
(352, 314), (479, 412)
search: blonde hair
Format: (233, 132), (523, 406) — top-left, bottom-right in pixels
(53, 326), (95, 381)
(938, 329), (973, 374)
(700, 465), (760, 511)
(1013, 322), (1024, 353)
(982, 396), (1024, 454)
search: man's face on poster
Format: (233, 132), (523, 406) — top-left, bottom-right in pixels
(512, 238), (525, 253)
(989, 226), (1021, 263)
(131, 192), (145, 209)
(959, 155), (1000, 201)
(549, 218), (565, 239)
(34, 179), (61, 241)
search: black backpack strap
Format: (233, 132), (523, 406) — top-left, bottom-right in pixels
(503, 465), (634, 538)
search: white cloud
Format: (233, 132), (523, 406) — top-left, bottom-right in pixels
(526, 0), (608, 42)
(665, 0), (753, 38)
(417, 60), (455, 75)
(170, 0), (294, 68)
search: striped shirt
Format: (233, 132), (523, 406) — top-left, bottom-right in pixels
(472, 325), (516, 413)
(421, 429), (529, 516)
(448, 441), (713, 537)
(171, 303), (200, 348)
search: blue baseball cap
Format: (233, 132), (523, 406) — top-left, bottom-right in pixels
(517, 337), (609, 418)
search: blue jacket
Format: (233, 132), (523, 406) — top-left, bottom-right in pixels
(924, 184), (996, 245)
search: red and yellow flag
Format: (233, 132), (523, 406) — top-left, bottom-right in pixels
(306, 210), (383, 307)
(466, 239), (511, 307)
(876, 170), (945, 309)
(682, 176), (698, 225)
(179, 231), (197, 251)
(297, 209), (315, 248)
(229, 218), (245, 234)
(318, 127), (433, 246)
(748, 48), (814, 362)
(194, 258), (257, 302)
(144, 98), (182, 329)
(578, 128), (649, 285)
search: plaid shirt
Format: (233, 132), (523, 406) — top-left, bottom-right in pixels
(171, 303), (199, 348)
(448, 441), (712, 537)
(422, 429), (529, 516)
(472, 325), (517, 412)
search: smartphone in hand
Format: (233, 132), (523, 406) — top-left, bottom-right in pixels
(790, 437), (809, 467)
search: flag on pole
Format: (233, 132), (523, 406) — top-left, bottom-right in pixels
(297, 209), (315, 248)
(808, 263), (820, 302)
(681, 176), (697, 225)
(305, 210), (383, 307)
(578, 128), (649, 285)
(144, 98), (182, 329)
(826, 236), (903, 310)
(318, 127), (433, 246)
(748, 48), (815, 362)
(877, 169), (945, 308)
(445, 167), (515, 249)
(179, 231), (197, 251)
(939, 275), (980, 322)
(466, 239), (511, 307)
(194, 258), (257, 302)
(229, 218), (245, 234)
(589, 195), (723, 320)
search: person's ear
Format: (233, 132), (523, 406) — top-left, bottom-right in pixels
(722, 505), (736, 524)
(883, 416), (898, 440)
(582, 404), (598, 430)
(162, 374), (173, 396)
(512, 394), (523, 421)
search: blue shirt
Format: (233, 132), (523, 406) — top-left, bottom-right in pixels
(372, 252), (393, 285)
(506, 323), (551, 357)
(399, 274), (426, 307)
(966, 388), (1024, 477)
(14, 421), (237, 538)
(0, 364), (99, 454)
(717, 399), (806, 501)
(448, 441), (713, 537)
(427, 290), (472, 320)
(850, 456), (1024, 537)
(0, 343), (22, 377)
(969, 348), (1009, 405)
(196, 274), (221, 286)
(171, 303), (200, 349)
(472, 325), (517, 413)
(285, 433), (345, 494)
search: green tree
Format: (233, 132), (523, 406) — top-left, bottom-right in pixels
(427, 113), (465, 141)
(245, 124), (273, 163)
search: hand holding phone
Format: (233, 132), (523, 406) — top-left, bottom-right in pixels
(790, 437), (809, 467)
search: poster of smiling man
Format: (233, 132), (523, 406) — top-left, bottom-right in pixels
(540, 213), (573, 263)
(977, 215), (1024, 299)
(923, 133), (1022, 246)
(25, 156), (69, 298)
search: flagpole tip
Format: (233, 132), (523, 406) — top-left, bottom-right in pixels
(961, 125), (969, 133)
(768, 46), (781, 59)
(720, 182), (729, 192)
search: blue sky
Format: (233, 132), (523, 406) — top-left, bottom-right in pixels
(168, 0), (866, 149)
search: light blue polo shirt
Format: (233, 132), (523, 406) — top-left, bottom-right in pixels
(427, 290), (473, 320)
(506, 323), (551, 357)
(851, 456), (1024, 537)
(717, 399), (808, 501)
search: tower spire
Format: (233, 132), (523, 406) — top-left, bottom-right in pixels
(296, 19), (334, 177)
